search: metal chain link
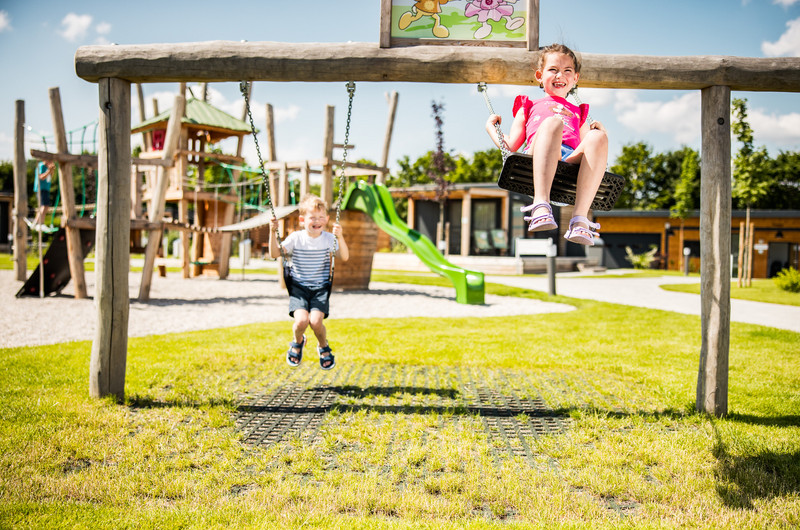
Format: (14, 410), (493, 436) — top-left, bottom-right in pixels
(336, 81), (355, 226)
(479, 82), (595, 162)
(478, 82), (510, 164)
(239, 81), (285, 259)
(330, 81), (355, 256)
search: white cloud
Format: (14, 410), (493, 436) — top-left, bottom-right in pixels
(773, 0), (800, 7)
(59, 13), (93, 42)
(762, 17), (800, 56)
(0, 10), (11, 32)
(749, 107), (800, 144)
(96, 21), (111, 35)
(615, 91), (701, 144)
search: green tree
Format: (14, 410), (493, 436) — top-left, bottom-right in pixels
(610, 142), (655, 209)
(763, 151), (800, 209)
(670, 148), (700, 272)
(0, 161), (13, 192)
(732, 98), (773, 210)
(449, 149), (503, 184)
(732, 97), (773, 287)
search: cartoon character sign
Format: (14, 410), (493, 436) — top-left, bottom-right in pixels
(464, 0), (524, 39)
(398, 0), (453, 38)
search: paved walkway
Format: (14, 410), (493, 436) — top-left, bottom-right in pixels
(486, 272), (800, 333)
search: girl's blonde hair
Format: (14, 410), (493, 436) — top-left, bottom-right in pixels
(537, 43), (581, 73)
(298, 194), (328, 215)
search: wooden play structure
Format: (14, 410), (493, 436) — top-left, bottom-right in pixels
(12, 86), (255, 301)
(71, 4), (800, 415)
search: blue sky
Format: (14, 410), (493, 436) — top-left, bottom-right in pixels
(1, 0), (800, 173)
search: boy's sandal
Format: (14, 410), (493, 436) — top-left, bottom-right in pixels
(564, 216), (601, 246)
(286, 335), (305, 367)
(520, 201), (558, 232)
(318, 345), (336, 370)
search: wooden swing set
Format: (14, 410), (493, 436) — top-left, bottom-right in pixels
(70, 7), (800, 417)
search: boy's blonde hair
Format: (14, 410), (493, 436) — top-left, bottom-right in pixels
(298, 194), (328, 216)
(537, 43), (581, 73)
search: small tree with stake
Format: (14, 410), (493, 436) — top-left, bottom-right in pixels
(430, 101), (453, 253)
(732, 98), (772, 286)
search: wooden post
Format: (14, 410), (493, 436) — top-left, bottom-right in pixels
(527, 0), (540, 51)
(217, 201), (235, 279)
(461, 193), (472, 257)
(264, 101), (278, 204)
(90, 77), (131, 399)
(136, 83), (151, 150)
(696, 85), (731, 417)
(265, 103), (276, 162)
(379, 91), (399, 185)
(737, 221), (745, 287)
(50, 87), (88, 299)
(749, 221), (753, 284)
(379, 0), (391, 48)
(322, 105), (335, 207)
(138, 94), (185, 300)
(300, 161), (310, 198)
(278, 163), (288, 207)
(179, 199), (190, 277)
(13, 100), (28, 281)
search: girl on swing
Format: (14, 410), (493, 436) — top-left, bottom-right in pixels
(484, 43), (608, 245)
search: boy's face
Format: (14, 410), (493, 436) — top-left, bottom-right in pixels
(301, 208), (329, 236)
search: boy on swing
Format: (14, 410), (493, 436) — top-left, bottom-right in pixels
(268, 194), (349, 370)
(485, 43), (609, 245)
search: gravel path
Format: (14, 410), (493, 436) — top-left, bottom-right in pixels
(1, 270), (573, 349)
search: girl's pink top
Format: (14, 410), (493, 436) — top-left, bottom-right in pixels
(513, 95), (588, 150)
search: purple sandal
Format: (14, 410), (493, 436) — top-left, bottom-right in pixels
(520, 201), (558, 232)
(564, 216), (601, 246)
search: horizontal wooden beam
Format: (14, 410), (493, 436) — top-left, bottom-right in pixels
(74, 41), (800, 92)
(31, 149), (173, 168)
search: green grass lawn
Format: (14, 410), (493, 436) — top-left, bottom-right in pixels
(662, 278), (800, 307)
(1, 274), (798, 528)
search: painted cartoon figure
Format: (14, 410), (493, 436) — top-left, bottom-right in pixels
(398, 0), (453, 38)
(464, 0), (524, 39)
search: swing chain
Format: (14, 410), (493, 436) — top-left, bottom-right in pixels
(335, 81), (356, 228)
(239, 81), (285, 259)
(477, 83), (510, 163)
(567, 85), (595, 125)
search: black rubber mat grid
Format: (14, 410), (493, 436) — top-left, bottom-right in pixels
(233, 364), (603, 463)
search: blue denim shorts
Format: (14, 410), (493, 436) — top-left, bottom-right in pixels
(288, 282), (330, 319)
(560, 144), (575, 161)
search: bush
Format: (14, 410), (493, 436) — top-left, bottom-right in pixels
(773, 267), (800, 293)
(625, 245), (658, 270)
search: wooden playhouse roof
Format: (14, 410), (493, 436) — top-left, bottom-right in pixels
(131, 97), (251, 142)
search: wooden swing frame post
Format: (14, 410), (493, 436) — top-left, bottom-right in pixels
(76, 40), (800, 412)
(12, 100), (27, 282)
(50, 87), (89, 299)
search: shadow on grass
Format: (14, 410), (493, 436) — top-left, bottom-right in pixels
(125, 394), (237, 409)
(711, 419), (800, 509)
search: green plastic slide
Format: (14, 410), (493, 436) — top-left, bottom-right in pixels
(343, 180), (485, 305)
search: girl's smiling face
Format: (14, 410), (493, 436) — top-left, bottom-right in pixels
(301, 208), (329, 237)
(536, 52), (579, 99)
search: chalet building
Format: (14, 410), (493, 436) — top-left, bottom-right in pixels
(386, 183), (799, 278)
(0, 191), (12, 252)
(594, 209), (800, 278)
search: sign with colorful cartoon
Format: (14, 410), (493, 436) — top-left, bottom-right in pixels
(380, 0), (534, 48)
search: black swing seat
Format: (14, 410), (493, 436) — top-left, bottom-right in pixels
(497, 153), (625, 212)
